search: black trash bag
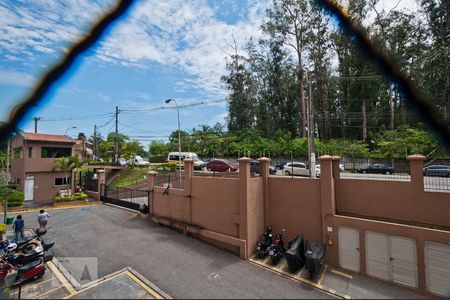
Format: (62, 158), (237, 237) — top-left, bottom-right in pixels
(285, 234), (305, 273)
(305, 240), (326, 279)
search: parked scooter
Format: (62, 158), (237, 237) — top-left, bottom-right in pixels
(256, 226), (273, 259)
(2, 239), (54, 267)
(269, 231), (286, 265)
(304, 240), (327, 280)
(0, 257), (48, 288)
(2, 227), (49, 255)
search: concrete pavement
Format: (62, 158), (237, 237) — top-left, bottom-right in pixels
(11, 205), (334, 299)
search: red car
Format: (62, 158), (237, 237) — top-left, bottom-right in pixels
(206, 159), (238, 172)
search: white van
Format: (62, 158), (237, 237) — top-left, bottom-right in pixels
(167, 152), (205, 170)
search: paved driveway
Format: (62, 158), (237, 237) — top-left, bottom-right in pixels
(15, 205), (334, 299)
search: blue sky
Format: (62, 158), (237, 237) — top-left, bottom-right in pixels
(0, 0), (416, 146)
(0, 0), (270, 145)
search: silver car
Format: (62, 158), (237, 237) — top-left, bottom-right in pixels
(423, 165), (450, 177)
(283, 162), (309, 176)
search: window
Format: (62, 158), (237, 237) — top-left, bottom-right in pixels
(13, 147), (22, 159)
(54, 177), (71, 186)
(41, 147), (71, 158)
(28, 147), (32, 158)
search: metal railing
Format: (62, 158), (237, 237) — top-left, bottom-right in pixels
(101, 184), (149, 212)
(155, 171), (184, 189)
(339, 160), (410, 181)
(424, 176), (450, 191)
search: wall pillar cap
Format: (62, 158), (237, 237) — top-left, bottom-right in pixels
(331, 156), (341, 161)
(319, 155), (333, 161)
(238, 157), (251, 162)
(183, 158), (194, 162)
(146, 170), (158, 176)
(257, 157), (271, 162)
(407, 154), (426, 161)
(97, 169), (105, 173)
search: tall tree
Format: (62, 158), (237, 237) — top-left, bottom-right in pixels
(262, 0), (312, 137)
(221, 36), (258, 133)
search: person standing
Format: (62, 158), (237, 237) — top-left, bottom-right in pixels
(38, 209), (49, 229)
(13, 215), (25, 241)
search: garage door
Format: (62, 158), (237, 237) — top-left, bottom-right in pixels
(390, 236), (417, 288)
(339, 227), (360, 272)
(366, 232), (389, 280)
(366, 232), (418, 288)
(425, 242), (450, 297)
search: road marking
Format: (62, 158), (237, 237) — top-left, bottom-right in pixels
(126, 271), (164, 299)
(47, 261), (77, 295)
(31, 286), (64, 299)
(319, 265), (328, 285)
(331, 269), (353, 279)
(248, 259), (342, 299)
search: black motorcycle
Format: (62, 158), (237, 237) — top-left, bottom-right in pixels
(269, 231), (286, 265)
(256, 226), (273, 259)
(285, 234), (306, 273)
(305, 240), (327, 280)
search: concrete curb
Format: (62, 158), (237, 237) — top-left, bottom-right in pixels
(1, 202), (101, 214)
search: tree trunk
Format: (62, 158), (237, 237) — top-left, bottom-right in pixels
(388, 84), (394, 131)
(362, 98), (367, 141)
(300, 77), (307, 137)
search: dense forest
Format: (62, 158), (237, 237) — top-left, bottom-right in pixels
(222, 0), (448, 142)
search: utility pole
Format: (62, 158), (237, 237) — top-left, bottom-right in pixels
(6, 136), (11, 175)
(307, 72), (316, 178)
(93, 125), (97, 161)
(33, 117), (41, 133)
(114, 107), (119, 164)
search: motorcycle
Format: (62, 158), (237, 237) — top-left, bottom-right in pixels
(2, 239), (54, 267)
(285, 234), (306, 273)
(304, 240), (327, 280)
(1, 227), (49, 255)
(269, 231), (286, 265)
(0, 257), (47, 288)
(256, 226), (273, 259)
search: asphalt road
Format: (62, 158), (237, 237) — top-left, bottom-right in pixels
(15, 205), (334, 299)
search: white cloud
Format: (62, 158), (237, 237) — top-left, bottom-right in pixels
(0, 69), (36, 87)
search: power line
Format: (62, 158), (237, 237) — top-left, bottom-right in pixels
(39, 113), (114, 122)
(120, 98), (227, 113)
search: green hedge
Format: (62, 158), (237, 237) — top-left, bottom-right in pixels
(0, 191), (24, 207)
(54, 193), (88, 203)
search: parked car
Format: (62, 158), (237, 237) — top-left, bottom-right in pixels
(249, 160), (277, 175)
(118, 158), (127, 166)
(128, 155), (150, 166)
(357, 164), (394, 175)
(206, 159), (238, 172)
(283, 162), (309, 176)
(423, 165), (450, 177)
(167, 152), (206, 170)
(315, 163), (344, 177)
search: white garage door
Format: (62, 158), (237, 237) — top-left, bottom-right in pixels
(366, 232), (418, 288)
(390, 236), (417, 288)
(366, 232), (389, 280)
(339, 227), (360, 272)
(425, 242), (450, 297)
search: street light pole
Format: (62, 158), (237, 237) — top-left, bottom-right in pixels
(64, 126), (77, 137)
(165, 99), (182, 186)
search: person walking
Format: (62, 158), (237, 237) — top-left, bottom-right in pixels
(38, 209), (49, 229)
(13, 215), (25, 241)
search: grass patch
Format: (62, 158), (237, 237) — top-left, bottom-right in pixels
(109, 168), (149, 187)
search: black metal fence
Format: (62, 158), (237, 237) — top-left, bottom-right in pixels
(340, 160), (411, 181)
(155, 172), (184, 189)
(83, 170), (98, 192)
(101, 184), (150, 213)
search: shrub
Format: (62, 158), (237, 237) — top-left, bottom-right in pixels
(54, 193), (88, 203)
(3, 191), (24, 207)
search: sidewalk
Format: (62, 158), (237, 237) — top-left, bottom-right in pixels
(249, 255), (425, 299)
(1, 199), (100, 213)
(320, 266), (424, 299)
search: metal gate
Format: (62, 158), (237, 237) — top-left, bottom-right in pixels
(100, 184), (150, 213)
